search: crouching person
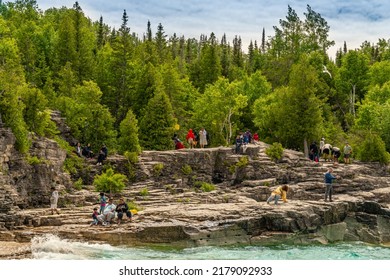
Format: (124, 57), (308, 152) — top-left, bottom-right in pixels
(116, 197), (132, 225)
(266, 185), (289, 205)
(97, 198), (116, 226)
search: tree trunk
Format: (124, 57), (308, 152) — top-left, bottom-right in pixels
(304, 138), (309, 158)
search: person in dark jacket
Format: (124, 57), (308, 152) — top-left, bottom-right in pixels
(324, 168), (337, 202)
(115, 197), (132, 224)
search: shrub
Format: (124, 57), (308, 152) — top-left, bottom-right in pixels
(265, 142), (284, 162)
(93, 168), (127, 194)
(74, 178), (83, 190)
(26, 155), (42, 165)
(194, 181), (216, 192)
(236, 156), (249, 168)
(139, 188), (149, 197)
(181, 164), (193, 175)
(357, 133), (390, 164)
(153, 163), (164, 176)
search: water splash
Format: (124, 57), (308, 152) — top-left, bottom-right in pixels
(29, 234), (390, 260)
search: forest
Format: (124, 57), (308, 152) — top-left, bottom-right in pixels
(1, 0), (390, 164)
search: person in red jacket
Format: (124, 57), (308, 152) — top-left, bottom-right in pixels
(186, 129), (195, 149)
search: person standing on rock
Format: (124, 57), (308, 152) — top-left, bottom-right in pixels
(50, 186), (60, 215)
(99, 192), (107, 214)
(186, 129), (195, 149)
(266, 185), (288, 205)
(324, 168), (337, 202)
(199, 128), (207, 148)
(343, 142), (353, 164)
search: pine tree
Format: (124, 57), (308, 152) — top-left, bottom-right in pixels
(118, 109), (141, 154)
(139, 87), (176, 151)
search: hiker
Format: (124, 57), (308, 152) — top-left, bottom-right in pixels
(199, 128), (208, 148)
(324, 168), (337, 202)
(309, 141), (319, 161)
(322, 143), (332, 162)
(343, 142), (353, 164)
(235, 134), (243, 154)
(332, 146), (341, 166)
(50, 186), (60, 215)
(186, 129), (195, 149)
(266, 185), (289, 205)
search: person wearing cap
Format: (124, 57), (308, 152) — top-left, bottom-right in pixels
(115, 197), (132, 224)
(343, 142), (352, 164)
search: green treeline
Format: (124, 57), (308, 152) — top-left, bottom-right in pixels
(1, 1), (390, 163)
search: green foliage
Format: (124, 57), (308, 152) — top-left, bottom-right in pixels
(63, 155), (83, 175)
(194, 181), (216, 192)
(74, 178), (83, 190)
(26, 155), (42, 165)
(118, 109), (141, 154)
(192, 77), (248, 146)
(236, 156), (249, 168)
(181, 164), (193, 175)
(153, 163), (164, 176)
(356, 132), (390, 164)
(127, 201), (141, 212)
(124, 151), (139, 164)
(93, 168), (128, 194)
(265, 142), (284, 162)
(139, 188), (149, 197)
(139, 88), (176, 150)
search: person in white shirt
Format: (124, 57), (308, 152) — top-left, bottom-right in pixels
(50, 186), (60, 215)
(97, 198), (116, 225)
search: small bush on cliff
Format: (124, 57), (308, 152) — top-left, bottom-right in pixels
(194, 181), (216, 192)
(153, 163), (164, 176)
(356, 133), (390, 164)
(181, 164), (193, 175)
(93, 168), (127, 194)
(265, 142), (284, 162)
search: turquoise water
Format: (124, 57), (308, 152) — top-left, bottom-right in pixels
(30, 234), (390, 260)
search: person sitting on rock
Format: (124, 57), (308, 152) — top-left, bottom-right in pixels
(266, 185), (288, 205)
(82, 143), (94, 158)
(115, 197), (132, 225)
(96, 147), (106, 166)
(90, 207), (99, 226)
(97, 198), (116, 226)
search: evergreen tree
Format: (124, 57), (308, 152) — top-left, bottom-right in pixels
(139, 88), (176, 150)
(118, 109), (141, 154)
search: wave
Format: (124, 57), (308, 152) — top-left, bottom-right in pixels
(30, 234), (390, 260)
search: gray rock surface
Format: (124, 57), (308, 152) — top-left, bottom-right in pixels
(1, 120), (390, 258)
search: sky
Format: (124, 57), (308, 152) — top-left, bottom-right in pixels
(33, 0), (390, 59)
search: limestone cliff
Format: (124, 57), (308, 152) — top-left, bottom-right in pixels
(1, 119), (390, 259)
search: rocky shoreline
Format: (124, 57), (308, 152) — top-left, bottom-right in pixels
(1, 122), (390, 259)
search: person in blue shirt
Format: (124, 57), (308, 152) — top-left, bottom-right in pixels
(324, 168), (337, 202)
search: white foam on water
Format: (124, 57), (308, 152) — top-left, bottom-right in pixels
(29, 234), (390, 260)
